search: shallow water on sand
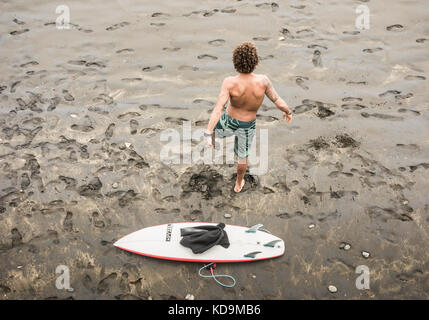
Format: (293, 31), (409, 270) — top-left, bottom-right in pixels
(0, 0), (428, 299)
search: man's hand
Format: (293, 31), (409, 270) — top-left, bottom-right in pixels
(205, 131), (214, 148)
(206, 136), (213, 148)
(283, 111), (292, 123)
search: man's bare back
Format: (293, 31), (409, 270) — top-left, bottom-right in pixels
(211, 73), (292, 124)
(226, 73), (266, 121)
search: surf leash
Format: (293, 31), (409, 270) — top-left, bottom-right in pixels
(198, 263), (236, 288)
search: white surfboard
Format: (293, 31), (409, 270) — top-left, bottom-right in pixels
(114, 222), (285, 263)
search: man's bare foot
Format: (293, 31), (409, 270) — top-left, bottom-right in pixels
(234, 179), (245, 193)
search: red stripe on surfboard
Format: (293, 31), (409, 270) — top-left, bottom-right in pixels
(115, 245), (284, 263)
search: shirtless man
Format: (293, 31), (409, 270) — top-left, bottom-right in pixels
(205, 42), (292, 192)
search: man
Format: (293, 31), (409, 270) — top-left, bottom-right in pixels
(205, 42), (292, 192)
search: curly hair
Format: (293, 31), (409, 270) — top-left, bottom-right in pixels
(232, 42), (259, 74)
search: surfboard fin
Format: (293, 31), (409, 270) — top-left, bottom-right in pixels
(245, 224), (264, 233)
(244, 251), (262, 259)
(263, 240), (282, 248)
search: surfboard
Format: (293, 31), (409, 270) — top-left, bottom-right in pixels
(114, 222), (285, 263)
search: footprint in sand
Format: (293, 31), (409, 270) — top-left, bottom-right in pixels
(363, 47), (383, 53)
(221, 8), (236, 13)
(416, 38), (428, 43)
(183, 10), (203, 17)
(16, 98), (27, 109)
(308, 44), (328, 50)
(150, 23), (165, 27)
(296, 28), (314, 36)
(20, 61), (39, 68)
(343, 31), (360, 35)
(140, 128), (160, 136)
(121, 77), (142, 82)
(405, 75), (426, 81)
(194, 119), (209, 126)
(342, 97), (363, 102)
(209, 39), (226, 46)
(63, 211), (73, 232)
(395, 93), (413, 100)
(82, 274), (94, 292)
(138, 104), (160, 111)
(203, 9), (219, 17)
(10, 29), (29, 36)
(252, 36), (270, 41)
(341, 103), (366, 110)
(68, 60), (86, 66)
(398, 108), (420, 115)
(396, 143), (419, 151)
(255, 2), (279, 12)
(378, 89), (401, 97)
(152, 12), (170, 17)
(10, 81), (21, 93)
(78, 27), (92, 33)
(197, 54), (218, 60)
(280, 28), (294, 39)
(163, 47), (181, 52)
(71, 124), (94, 132)
(142, 65), (162, 72)
(130, 119), (139, 135)
(386, 24), (404, 31)
(193, 98), (214, 107)
(178, 65), (199, 71)
(106, 22), (130, 31)
(59, 176), (77, 190)
(62, 89), (74, 101)
(97, 273), (117, 294)
(11, 228), (23, 247)
(165, 117), (189, 125)
(361, 112), (403, 121)
(93, 93), (113, 104)
(91, 212), (105, 228)
(312, 50), (322, 67)
(116, 48), (134, 54)
(346, 80), (367, 85)
(293, 76), (309, 90)
(294, 104), (314, 114)
(13, 18), (25, 25)
(105, 123), (115, 139)
(316, 106), (335, 118)
(85, 61), (106, 68)
(117, 112), (141, 121)
(260, 54), (274, 60)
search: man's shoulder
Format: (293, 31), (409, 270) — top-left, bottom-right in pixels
(254, 74), (270, 87)
(223, 75), (237, 82)
(222, 76), (235, 86)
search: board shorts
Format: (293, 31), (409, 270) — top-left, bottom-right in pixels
(214, 112), (256, 159)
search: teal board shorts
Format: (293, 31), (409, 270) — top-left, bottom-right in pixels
(214, 112), (256, 159)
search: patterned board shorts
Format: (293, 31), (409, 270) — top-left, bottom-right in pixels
(214, 112), (256, 159)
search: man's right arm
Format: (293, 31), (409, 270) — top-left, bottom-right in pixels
(264, 75), (292, 123)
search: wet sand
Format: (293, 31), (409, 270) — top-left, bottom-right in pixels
(1, 0), (429, 299)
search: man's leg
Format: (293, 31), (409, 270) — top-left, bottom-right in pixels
(234, 157), (248, 192)
(234, 131), (248, 193)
